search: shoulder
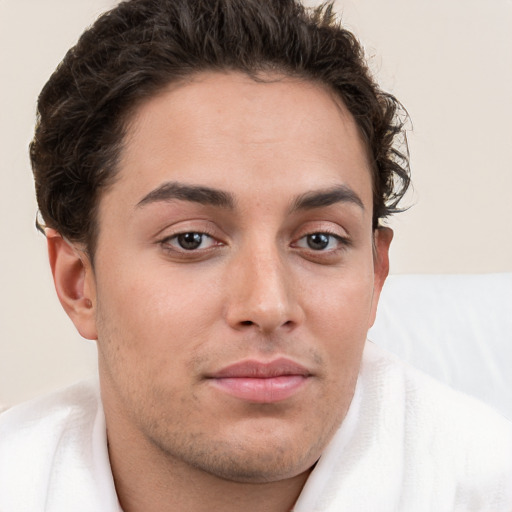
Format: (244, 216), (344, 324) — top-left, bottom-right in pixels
(0, 378), (117, 512)
(0, 377), (101, 441)
(295, 344), (512, 511)
(363, 342), (512, 502)
(363, 341), (512, 430)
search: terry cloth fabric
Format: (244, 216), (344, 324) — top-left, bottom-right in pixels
(368, 273), (512, 421)
(293, 342), (512, 511)
(1, 342), (511, 512)
(0, 377), (121, 512)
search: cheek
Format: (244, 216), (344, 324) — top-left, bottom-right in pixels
(297, 275), (373, 395)
(303, 263), (376, 340)
(98, 257), (219, 323)
(94, 259), (226, 379)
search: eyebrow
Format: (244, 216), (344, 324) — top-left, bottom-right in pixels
(136, 182), (235, 209)
(136, 181), (363, 214)
(291, 185), (365, 212)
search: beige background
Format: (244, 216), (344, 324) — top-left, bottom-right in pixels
(1, 0), (511, 408)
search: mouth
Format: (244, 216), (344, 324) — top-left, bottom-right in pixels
(206, 358), (312, 403)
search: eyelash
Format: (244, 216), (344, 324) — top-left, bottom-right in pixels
(159, 231), (221, 254)
(293, 231), (350, 252)
(294, 233), (352, 267)
(159, 229), (350, 259)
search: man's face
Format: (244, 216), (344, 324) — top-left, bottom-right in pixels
(82, 72), (390, 482)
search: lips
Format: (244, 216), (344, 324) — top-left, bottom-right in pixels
(207, 358), (311, 403)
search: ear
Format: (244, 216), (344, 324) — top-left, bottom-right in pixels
(46, 228), (98, 340)
(368, 227), (393, 327)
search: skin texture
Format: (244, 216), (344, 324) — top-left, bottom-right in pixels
(48, 72), (392, 512)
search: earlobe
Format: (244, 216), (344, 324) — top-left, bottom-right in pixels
(368, 227), (393, 327)
(46, 228), (98, 340)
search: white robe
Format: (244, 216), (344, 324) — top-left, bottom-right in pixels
(1, 342), (511, 512)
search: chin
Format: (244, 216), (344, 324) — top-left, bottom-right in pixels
(149, 423), (321, 484)
(194, 447), (315, 484)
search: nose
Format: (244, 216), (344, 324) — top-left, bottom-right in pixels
(223, 244), (303, 334)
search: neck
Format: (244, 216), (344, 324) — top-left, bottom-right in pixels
(108, 428), (312, 512)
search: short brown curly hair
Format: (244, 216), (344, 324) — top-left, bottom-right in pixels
(30, 0), (410, 257)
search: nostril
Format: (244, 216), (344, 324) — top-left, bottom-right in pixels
(240, 320), (254, 326)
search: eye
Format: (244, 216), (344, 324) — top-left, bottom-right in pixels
(164, 232), (217, 251)
(295, 232), (343, 251)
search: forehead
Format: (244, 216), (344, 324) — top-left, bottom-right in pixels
(107, 72), (373, 215)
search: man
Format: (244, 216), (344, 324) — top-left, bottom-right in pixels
(0, 0), (511, 510)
